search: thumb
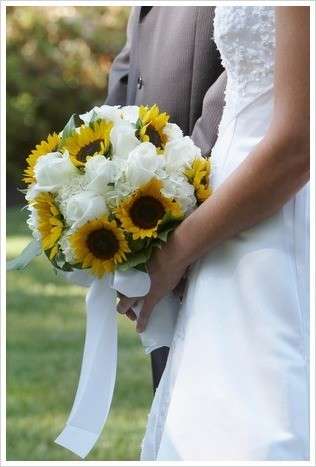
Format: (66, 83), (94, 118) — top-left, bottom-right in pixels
(117, 295), (138, 314)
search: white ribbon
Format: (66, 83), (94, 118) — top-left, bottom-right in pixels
(55, 268), (179, 458)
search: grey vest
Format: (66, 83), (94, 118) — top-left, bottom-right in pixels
(106, 6), (226, 154)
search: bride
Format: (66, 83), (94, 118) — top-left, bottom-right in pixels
(118, 6), (310, 460)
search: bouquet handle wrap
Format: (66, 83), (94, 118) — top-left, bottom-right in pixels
(55, 268), (179, 458)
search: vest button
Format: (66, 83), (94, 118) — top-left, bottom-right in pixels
(137, 75), (143, 89)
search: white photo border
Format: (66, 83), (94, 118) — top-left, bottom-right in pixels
(0, 1), (315, 466)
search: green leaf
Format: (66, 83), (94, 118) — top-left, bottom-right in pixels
(159, 211), (181, 226)
(128, 236), (149, 253)
(117, 245), (153, 271)
(59, 262), (74, 272)
(88, 110), (99, 125)
(157, 228), (174, 242)
(157, 214), (182, 242)
(72, 263), (86, 270)
(134, 263), (147, 273)
(6, 239), (41, 271)
(135, 118), (142, 131)
(54, 250), (66, 267)
(61, 113), (76, 141)
(44, 249), (75, 272)
(52, 261), (74, 272)
(54, 250), (74, 271)
(151, 239), (163, 249)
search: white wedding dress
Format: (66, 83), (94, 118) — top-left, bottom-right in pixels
(141, 6), (309, 461)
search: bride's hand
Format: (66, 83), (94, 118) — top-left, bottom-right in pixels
(116, 232), (188, 330)
(116, 292), (138, 320)
(136, 238), (188, 332)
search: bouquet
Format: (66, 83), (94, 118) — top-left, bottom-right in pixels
(8, 104), (211, 457)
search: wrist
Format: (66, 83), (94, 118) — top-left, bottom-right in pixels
(166, 223), (195, 271)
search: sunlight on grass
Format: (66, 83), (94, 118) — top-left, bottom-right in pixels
(6, 235), (32, 257)
(6, 207), (152, 461)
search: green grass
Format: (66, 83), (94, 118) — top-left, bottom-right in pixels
(6, 207), (152, 460)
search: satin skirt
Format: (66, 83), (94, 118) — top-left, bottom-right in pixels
(140, 90), (310, 461)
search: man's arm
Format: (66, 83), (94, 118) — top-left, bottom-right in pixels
(105, 8), (135, 105)
(190, 71), (227, 155)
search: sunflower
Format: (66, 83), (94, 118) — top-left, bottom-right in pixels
(32, 192), (63, 260)
(185, 158), (212, 204)
(69, 217), (130, 277)
(23, 133), (60, 185)
(115, 178), (182, 240)
(137, 105), (170, 151)
(63, 120), (113, 168)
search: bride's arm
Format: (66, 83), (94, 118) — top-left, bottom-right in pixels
(168, 6), (310, 258)
(129, 6), (310, 331)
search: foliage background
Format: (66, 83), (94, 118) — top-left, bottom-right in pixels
(6, 5), (130, 204)
(6, 6), (153, 461)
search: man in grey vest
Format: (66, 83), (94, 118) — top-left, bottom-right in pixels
(105, 6), (226, 391)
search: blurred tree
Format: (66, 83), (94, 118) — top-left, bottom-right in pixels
(6, 6), (130, 205)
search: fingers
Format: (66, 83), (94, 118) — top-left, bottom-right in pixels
(117, 295), (138, 315)
(136, 297), (155, 333)
(126, 309), (137, 321)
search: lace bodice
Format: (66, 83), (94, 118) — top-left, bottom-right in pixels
(214, 6), (276, 108)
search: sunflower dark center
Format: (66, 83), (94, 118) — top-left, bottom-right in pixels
(130, 196), (165, 229)
(86, 228), (119, 260)
(76, 139), (103, 162)
(146, 125), (163, 148)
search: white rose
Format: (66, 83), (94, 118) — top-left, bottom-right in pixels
(126, 142), (165, 187)
(34, 151), (78, 193)
(161, 175), (196, 215)
(85, 155), (122, 195)
(163, 123), (183, 141)
(79, 105), (122, 125)
(110, 121), (140, 159)
(64, 191), (108, 229)
(164, 136), (201, 174)
(120, 105), (139, 124)
(103, 179), (132, 209)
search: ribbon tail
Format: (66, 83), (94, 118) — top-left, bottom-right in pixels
(55, 277), (117, 458)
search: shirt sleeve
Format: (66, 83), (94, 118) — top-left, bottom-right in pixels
(191, 71), (227, 155)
